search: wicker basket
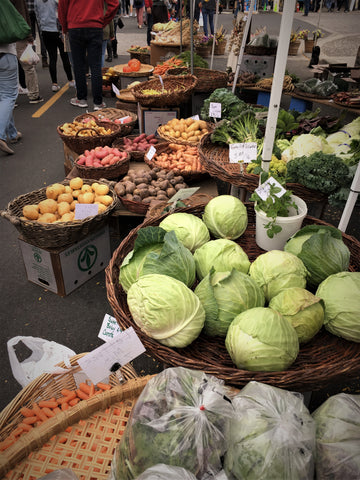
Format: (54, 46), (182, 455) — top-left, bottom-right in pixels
(143, 142), (208, 182)
(89, 108), (138, 137)
(75, 151), (130, 180)
(145, 192), (213, 219)
(1, 179), (119, 249)
(157, 122), (214, 146)
(198, 133), (328, 203)
(105, 203), (360, 392)
(165, 67), (228, 93)
(132, 75), (198, 107)
(0, 353), (149, 479)
(112, 135), (168, 162)
(127, 49), (151, 64)
(57, 121), (122, 155)
(119, 196), (150, 215)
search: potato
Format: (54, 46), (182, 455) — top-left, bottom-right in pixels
(95, 202), (107, 214)
(91, 182), (100, 191)
(71, 189), (81, 198)
(114, 183), (126, 197)
(60, 212), (75, 222)
(94, 183), (109, 196)
(69, 177), (83, 190)
(81, 184), (93, 193)
(38, 198), (58, 214)
(166, 187), (176, 197)
(23, 204), (39, 220)
(125, 182), (136, 194)
(46, 184), (64, 200)
(96, 194), (113, 206)
(37, 213), (57, 223)
(57, 201), (71, 217)
(57, 192), (74, 204)
(175, 183), (187, 191)
(64, 185), (72, 194)
(78, 192), (95, 204)
(70, 200), (78, 211)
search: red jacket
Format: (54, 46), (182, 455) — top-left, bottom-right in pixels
(58, 0), (119, 33)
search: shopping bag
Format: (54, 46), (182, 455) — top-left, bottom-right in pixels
(0, 0), (31, 44)
(19, 44), (40, 65)
(117, 17), (124, 29)
(7, 336), (76, 388)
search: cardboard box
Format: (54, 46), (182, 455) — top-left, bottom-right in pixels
(120, 75), (150, 90)
(137, 105), (180, 135)
(241, 54), (275, 77)
(150, 44), (183, 66)
(19, 226), (111, 296)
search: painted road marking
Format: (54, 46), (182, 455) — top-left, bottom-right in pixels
(32, 84), (70, 118)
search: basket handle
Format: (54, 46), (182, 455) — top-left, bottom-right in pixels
(0, 209), (20, 226)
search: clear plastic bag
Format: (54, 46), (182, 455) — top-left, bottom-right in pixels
(224, 381), (316, 480)
(312, 393), (360, 479)
(20, 44), (40, 65)
(136, 464), (197, 480)
(109, 367), (235, 480)
(38, 469), (79, 479)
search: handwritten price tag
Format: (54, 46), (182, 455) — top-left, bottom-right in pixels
(229, 142), (257, 164)
(75, 203), (99, 220)
(255, 176), (287, 201)
(146, 145), (156, 160)
(191, 114), (200, 120)
(209, 102), (221, 119)
(98, 313), (122, 342)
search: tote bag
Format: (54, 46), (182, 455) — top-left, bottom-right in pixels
(0, 0), (31, 44)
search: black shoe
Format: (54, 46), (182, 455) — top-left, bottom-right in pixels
(29, 96), (44, 104)
(105, 56), (112, 62)
(113, 53), (118, 58)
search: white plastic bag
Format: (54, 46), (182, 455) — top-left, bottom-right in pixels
(38, 469), (79, 480)
(20, 44), (40, 65)
(136, 464), (197, 480)
(7, 336), (76, 388)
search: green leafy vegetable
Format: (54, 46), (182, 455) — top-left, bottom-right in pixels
(200, 88), (247, 121)
(202, 195), (248, 239)
(159, 212), (210, 252)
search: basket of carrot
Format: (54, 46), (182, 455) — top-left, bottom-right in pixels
(152, 56), (185, 76)
(0, 353), (143, 479)
(144, 142), (208, 182)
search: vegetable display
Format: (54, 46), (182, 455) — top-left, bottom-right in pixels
(284, 225), (350, 289)
(210, 109), (261, 146)
(159, 117), (212, 143)
(224, 381), (316, 480)
(316, 272), (360, 342)
(225, 307), (300, 371)
(195, 269), (265, 337)
(200, 88), (247, 121)
(150, 143), (206, 173)
(120, 133), (159, 153)
(159, 212), (210, 252)
(59, 119), (113, 137)
(202, 195), (248, 240)
(76, 146), (128, 168)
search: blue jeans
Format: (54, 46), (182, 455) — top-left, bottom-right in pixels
(68, 28), (103, 105)
(202, 9), (214, 38)
(0, 53), (18, 142)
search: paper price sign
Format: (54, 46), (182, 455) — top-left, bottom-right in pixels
(78, 327), (145, 385)
(98, 313), (122, 342)
(146, 145), (156, 160)
(75, 203), (99, 220)
(191, 114), (200, 120)
(255, 176), (287, 201)
(209, 102), (221, 119)
(111, 83), (120, 97)
(229, 142), (257, 164)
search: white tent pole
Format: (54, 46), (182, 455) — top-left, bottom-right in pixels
(338, 162), (360, 233)
(189, 0), (193, 73)
(231, 0), (255, 94)
(261, 0), (296, 173)
(210, 0), (220, 70)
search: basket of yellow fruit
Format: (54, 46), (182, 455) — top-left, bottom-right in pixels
(0, 178), (119, 248)
(57, 119), (122, 155)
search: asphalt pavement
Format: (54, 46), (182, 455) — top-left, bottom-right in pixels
(1, 8), (359, 413)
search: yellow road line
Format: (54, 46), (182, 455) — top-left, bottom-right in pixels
(32, 84), (69, 118)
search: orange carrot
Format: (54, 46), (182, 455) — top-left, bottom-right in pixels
(19, 422), (33, 432)
(60, 388), (75, 397)
(38, 400), (58, 409)
(53, 407), (61, 414)
(61, 402), (70, 411)
(58, 391), (76, 404)
(22, 415), (38, 425)
(79, 382), (91, 395)
(89, 382), (95, 397)
(96, 382), (111, 391)
(69, 398), (80, 406)
(42, 407), (55, 418)
(0, 436), (16, 451)
(12, 426), (24, 437)
(33, 404), (48, 422)
(76, 389), (89, 400)
(20, 407), (35, 417)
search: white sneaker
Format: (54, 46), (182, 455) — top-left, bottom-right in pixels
(70, 97), (88, 107)
(94, 102), (106, 111)
(68, 80), (76, 88)
(52, 84), (61, 92)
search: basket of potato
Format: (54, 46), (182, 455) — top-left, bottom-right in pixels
(57, 119), (122, 155)
(157, 117), (213, 146)
(1, 178), (118, 248)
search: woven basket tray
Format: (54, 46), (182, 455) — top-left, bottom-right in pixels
(74, 151), (130, 180)
(143, 142), (208, 182)
(57, 121), (122, 155)
(165, 67), (228, 93)
(144, 192), (213, 219)
(113, 63), (154, 77)
(132, 75), (198, 107)
(105, 203), (360, 392)
(112, 135), (168, 162)
(1, 179), (119, 249)
(198, 133), (328, 203)
(0, 353), (150, 479)
(119, 196), (150, 215)
(80, 108), (138, 137)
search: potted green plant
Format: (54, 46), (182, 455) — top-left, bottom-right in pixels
(288, 32), (301, 56)
(214, 26), (227, 55)
(195, 34), (214, 57)
(250, 180), (308, 251)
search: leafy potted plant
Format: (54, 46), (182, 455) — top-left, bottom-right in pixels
(250, 180), (308, 251)
(288, 31), (301, 56)
(214, 25), (227, 55)
(195, 34), (214, 57)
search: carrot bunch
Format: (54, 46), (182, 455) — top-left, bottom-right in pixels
(0, 381), (112, 451)
(152, 143), (205, 173)
(153, 57), (184, 76)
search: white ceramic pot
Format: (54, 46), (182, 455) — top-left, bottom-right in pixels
(255, 195), (308, 251)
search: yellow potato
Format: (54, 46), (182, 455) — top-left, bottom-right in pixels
(60, 212), (75, 222)
(81, 184), (93, 193)
(37, 213), (57, 223)
(69, 177), (83, 190)
(38, 198), (58, 214)
(22, 204), (39, 220)
(95, 202), (107, 214)
(94, 183), (109, 196)
(64, 185), (72, 194)
(46, 183), (65, 200)
(57, 192), (74, 204)
(91, 182), (100, 191)
(78, 192), (95, 204)
(96, 195), (113, 206)
(71, 189), (81, 198)
(70, 200), (78, 211)
(57, 201), (71, 217)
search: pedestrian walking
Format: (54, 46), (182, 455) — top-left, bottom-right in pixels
(103, 11), (115, 65)
(337, 0), (350, 10)
(26, 0), (48, 67)
(202, 0), (216, 38)
(134, 0), (145, 28)
(58, 0), (119, 110)
(34, 0), (74, 92)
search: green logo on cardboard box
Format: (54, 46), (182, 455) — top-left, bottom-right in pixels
(78, 245), (98, 271)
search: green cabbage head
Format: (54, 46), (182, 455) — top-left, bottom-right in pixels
(316, 271), (360, 342)
(284, 225), (350, 289)
(119, 226), (195, 292)
(194, 239), (250, 280)
(225, 307), (299, 371)
(202, 195), (248, 239)
(249, 250), (308, 301)
(269, 287), (324, 343)
(194, 269), (265, 337)
(127, 274), (205, 348)
(159, 212), (210, 252)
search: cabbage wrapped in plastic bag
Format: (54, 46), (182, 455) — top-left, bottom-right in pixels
(224, 381), (316, 480)
(312, 393), (360, 479)
(109, 367), (235, 480)
(136, 464), (197, 480)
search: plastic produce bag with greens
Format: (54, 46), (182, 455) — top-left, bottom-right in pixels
(135, 464), (197, 480)
(312, 393), (360, 479)
(224, 381), (316, 480)
(109, 367), (235, 480)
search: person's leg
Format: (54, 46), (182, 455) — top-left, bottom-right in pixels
(147, 12), (153, 45)
(0, 54), (19, 152)
(138, 6), (145, 26)
(68, 28), (88, 102)
(42, 31), (58, 84)
(209, 11), (214, 35)
(202, 10), (209, 37)
(86, 28), (104, 106)
(57, 34), (73, 81)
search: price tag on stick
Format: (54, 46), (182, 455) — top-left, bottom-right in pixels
(209, 102), (221, 119)
(229, 142), (257, 164)
(146, 145), (156, 160)
(255, 176), (287, 201)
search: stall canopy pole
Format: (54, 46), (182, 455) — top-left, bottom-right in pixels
(189, 0), (193, 72)
(338, 162), (360, 233)
(261, 0), (296, 173)
(231, 0), (255, 94)
(210, 0), (220, 70)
